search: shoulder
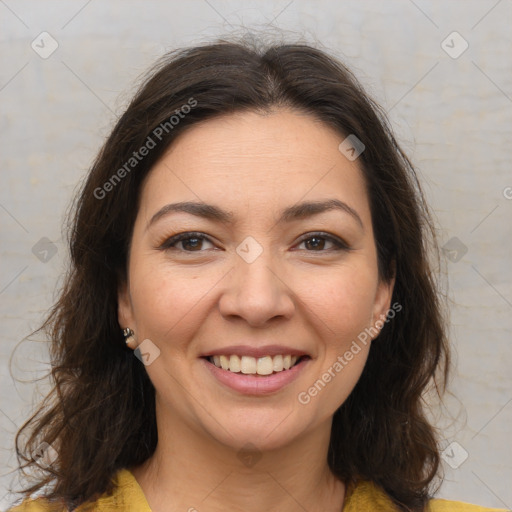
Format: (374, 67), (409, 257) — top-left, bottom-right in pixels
(428, 498), (509, 512)
(344, 479), (508, 512)
(7, 469), (151, 512)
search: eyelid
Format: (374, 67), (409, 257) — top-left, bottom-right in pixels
(157, 231), (214, 251)
(158, 230), (351, 252)
(294, 231), (351, 251)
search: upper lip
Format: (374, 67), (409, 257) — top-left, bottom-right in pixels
(201, 345), (310, 358)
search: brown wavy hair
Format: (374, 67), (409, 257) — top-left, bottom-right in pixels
(12, 36), (450, 511)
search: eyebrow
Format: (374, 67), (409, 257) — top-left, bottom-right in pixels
(147, 199), (364, 230)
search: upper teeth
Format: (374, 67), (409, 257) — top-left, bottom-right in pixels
(211, 355), (300, 375)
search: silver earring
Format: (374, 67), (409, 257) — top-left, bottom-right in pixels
(123, 328), (136, 349)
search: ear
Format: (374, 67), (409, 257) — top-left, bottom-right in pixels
(370, 274), (396, 340)
(118, 279), (136, 332)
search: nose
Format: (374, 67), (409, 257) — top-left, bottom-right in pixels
(218, 249), (295, 327)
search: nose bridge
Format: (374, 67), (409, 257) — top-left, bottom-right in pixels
(219, 236), (295, 325)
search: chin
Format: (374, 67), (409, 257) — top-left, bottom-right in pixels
(199, 406), (314, 454)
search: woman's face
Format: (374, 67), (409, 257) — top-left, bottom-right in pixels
(118, 109), (394, 452)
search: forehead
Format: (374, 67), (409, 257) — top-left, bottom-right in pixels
(139, 109), (371, 224)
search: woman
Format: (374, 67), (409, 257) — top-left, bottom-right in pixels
(8, 38), (506, 512)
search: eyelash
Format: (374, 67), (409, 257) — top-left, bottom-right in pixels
(158, 231), (350, 253)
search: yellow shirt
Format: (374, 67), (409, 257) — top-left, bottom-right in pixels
(8, 468), (509, 511)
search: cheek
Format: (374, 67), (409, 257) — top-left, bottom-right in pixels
(303, 264), (378, 341)
(128, 258), (220, 342)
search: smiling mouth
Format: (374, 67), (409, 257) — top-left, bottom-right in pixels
(203, 354), (310, 376)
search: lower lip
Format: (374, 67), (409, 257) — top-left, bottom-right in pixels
(201, 357), (310, 395)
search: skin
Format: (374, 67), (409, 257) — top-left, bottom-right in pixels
(118, 108), (394, 512)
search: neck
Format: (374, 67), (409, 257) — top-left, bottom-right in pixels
(131, 403), (345, 512)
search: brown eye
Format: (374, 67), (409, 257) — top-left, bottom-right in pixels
(180, 237), (206, 251)
(160, 232), (215, 252)
(295, 233), (349, 251)
(303, 236), (327, 250)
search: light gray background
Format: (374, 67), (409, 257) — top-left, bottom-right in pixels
(1, 0), (511, 510)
